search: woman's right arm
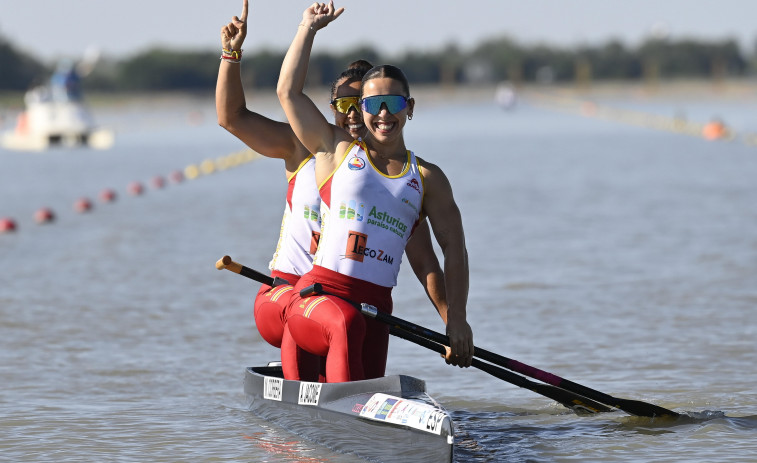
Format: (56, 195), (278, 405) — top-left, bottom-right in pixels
(216, 0), (306, 166)
(276, 1), (346, 157)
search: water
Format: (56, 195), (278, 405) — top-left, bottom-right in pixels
(2, 86), (757, 462)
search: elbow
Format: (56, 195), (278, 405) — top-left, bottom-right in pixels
(216, 105), (246, 133)
(217, 113), (231, 131)
(276, 87), (289, 107)
(276, 79), (295, 106)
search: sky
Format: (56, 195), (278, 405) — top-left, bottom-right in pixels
(1, 0), (755, 63)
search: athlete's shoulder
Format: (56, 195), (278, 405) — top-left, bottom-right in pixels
(415, 155), (444, 178)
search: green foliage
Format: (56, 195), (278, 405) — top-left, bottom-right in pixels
(639, 38), (746, 77)
(0, 35), (754, 93)
(241, 49), (285, 88)
(584, 41), (642, 80)
(0, 35), (49, 90)
(116, 48), (219, 90)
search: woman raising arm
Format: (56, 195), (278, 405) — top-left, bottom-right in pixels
(277, 1), (473, 381)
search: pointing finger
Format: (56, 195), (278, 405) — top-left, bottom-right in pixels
(240, 0), (249, 22)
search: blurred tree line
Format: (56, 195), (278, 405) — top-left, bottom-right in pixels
(1, 32), (755, 93)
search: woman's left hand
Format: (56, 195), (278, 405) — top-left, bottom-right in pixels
(301, 1), (344, 32)
(221, 0), (249, 51)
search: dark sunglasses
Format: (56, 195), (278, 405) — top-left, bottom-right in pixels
(331, 96), (360, 114)
(359, 95), (409, 116)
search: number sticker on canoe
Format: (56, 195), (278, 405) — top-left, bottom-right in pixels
(359, 393), (447, 435)
(298, 381), (322, 406)
(263, 377), (283, 401)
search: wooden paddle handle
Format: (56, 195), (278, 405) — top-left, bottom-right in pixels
(215, 255), (243, 273)
(215, 255), (278, 287)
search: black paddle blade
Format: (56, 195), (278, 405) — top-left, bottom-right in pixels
(611, 398), (680, 418)
(472, 358), (613, 415)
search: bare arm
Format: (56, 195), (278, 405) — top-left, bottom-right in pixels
(276, 1), (349, 161)
(420, 159), (474, 368)
(405, 219), (448, 324)
(216, 0), (308, 170)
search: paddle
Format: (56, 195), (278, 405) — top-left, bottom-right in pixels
(387, 326), (612, 415)
(215, 257), (667, 417)
(359, 304), (680, 418)
(296, 283), (613, 415)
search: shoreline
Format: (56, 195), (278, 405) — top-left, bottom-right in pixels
(2, 77), (757, 110)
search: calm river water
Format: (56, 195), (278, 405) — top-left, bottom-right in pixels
(2, 85), (756, 462)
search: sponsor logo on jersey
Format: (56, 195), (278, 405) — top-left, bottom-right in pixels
(338, 200), (365, 221)
(303, 203), (320, 221)
(348, 156), (366, 170)
(367, 206), (408, 238)
(346, 231), (368, 262)
(344, 230), (395, 265)
(401, 197), (420, 214)
(406, 178), (421, 193)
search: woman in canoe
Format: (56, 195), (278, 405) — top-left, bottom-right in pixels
(278, 1), (474, 382)
(217, 0), (451, 380)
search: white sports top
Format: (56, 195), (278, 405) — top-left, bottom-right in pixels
(268, 155), (321, 276)
(314, 140), (424, 287)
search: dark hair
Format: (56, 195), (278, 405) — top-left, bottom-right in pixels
(329, 59), (374, 100)
(361, 64), (410, 97)
(347, 59), (373, 74)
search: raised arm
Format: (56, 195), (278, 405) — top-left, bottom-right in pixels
(216, 0), (308, 170)
(405, 219), (449, 324)
(276, 1), (347, 158)
(419, 160), (474, 368)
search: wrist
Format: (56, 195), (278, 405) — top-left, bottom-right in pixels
(446, 309), (467, 323)
(298, 22), (316, 33)
(221, 48), (242, 64)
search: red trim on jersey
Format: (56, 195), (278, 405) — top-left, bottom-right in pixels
(319, 175), (332, 208)
(286, 172), (297, 210)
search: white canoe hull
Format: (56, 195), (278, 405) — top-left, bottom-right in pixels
(244, 365), (454, 462)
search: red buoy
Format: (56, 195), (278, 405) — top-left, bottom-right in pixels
(127, 181), (145, 196)
(99, 188), (117, 203)
(74, 198), (93, 213)
(169, 170), (184, 184)
(34, 207), (56, 224)
(151, 176), (166, 189)
(0, 217), (17, 233)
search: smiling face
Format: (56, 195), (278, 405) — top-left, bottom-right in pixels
(360, 77), (414, 143)
(331, 78), (365, 140)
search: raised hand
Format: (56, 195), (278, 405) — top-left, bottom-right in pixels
(301, 1), (344, 32)
(221, 0), (249, 51)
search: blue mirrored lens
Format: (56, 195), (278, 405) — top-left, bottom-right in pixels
(359, 95), (408, 115)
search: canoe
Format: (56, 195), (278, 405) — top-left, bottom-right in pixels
(244, 363), (454, 462)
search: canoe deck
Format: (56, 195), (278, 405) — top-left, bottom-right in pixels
(244, 364), (454, 462)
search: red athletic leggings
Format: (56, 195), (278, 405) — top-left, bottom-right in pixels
(254, 270), (324, 381)
(283, 265), (393, 383)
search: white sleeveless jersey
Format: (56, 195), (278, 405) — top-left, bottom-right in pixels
(268, 155), (321, 276)
(314, 140), (424, 287)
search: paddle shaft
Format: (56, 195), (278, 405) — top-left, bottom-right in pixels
(361, 305), (679, 418)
